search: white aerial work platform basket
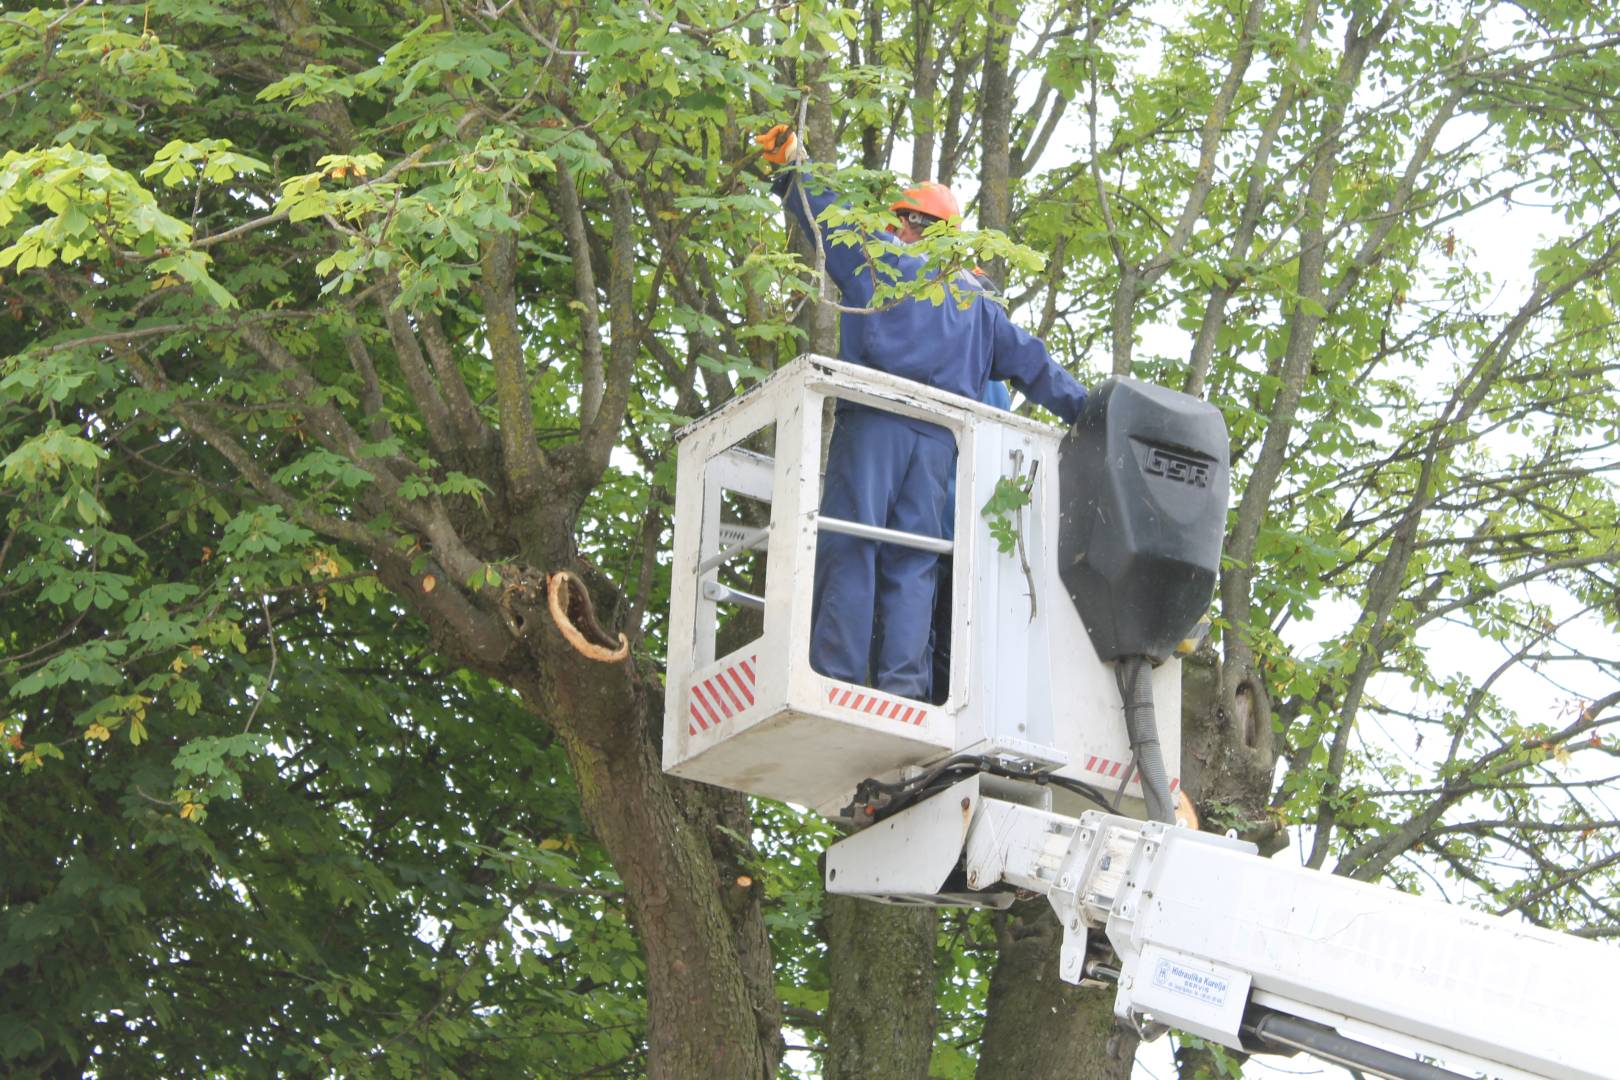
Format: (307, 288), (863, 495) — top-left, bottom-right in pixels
(662, 355), (1180, 817)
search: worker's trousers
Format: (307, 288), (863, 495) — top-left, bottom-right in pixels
(810, 408), (955, 700)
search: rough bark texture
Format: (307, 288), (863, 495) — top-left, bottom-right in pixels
(823, 896), (937, 1080)
(521, 579), (780, 1080)
(859, 1), (885, 171)
(908, 0), (937, 182)
(671, 779), (782, 1062)
(1177, 646), (1284, 853)
(800, 52), (840, 355)
(978, 1), (1015, 282)
(978, 905), (1137, 1079)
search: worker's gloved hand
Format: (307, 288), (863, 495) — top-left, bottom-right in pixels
(755, 124), (801, 166)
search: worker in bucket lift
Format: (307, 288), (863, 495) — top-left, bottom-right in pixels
(755, 124), (1087, 701)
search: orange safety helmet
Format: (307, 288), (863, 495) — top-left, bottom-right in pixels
(891, 181), (962, 223)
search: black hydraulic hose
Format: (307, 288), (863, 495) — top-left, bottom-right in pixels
(848, 754), (1116, 824)
(1247, 1014), (1470, 1080)
(1116, 656), (1176, 824)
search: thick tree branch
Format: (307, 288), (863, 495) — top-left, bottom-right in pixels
(382, 303), (459, 456)
(416, 307), (491, 449)
(239, 324), (486, 582)
(978, 2), (1014, 282)
(1012, 86), (1072, 180)
(555, 160), (609, 429)
(479, 231), (548, 513)
(935, 19), (974, 184)
(572, 181), (639, 488)
(343, 333), (391, 442)
(908, 0), (938, 182)
(1187, 0), (1323, 395)
(1223, 7), (1391, 802)
(1143, 0), (1266, 286)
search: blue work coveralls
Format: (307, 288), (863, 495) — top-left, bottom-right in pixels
(773, 166), (1087, 699)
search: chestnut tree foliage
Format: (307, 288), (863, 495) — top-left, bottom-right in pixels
(1, 1), (1616, 1077)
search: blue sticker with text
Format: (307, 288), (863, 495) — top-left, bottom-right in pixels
(1152, 957), (1231, 1007)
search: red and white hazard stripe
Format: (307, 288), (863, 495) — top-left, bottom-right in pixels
(826, 685), (928, 727)
(688, 655), (758, 736)
(1082, 754), (1179, 791)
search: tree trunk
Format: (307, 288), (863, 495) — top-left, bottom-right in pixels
(909, 0), (938, 182)
(1177, 646), (1282, 851)
(798, 50), (840, 355)
(860, 2), (885, 170)
(672, 779), (783, 1062)
(823, 896), (937, 1079)
(525, 597), (780, 1079)
(979, 1), (1015, 282)
(560, 720), (777, 1077)
(978, 904), (1137, 1079)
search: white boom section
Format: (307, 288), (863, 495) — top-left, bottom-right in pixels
(827, 782), (1611, 1080)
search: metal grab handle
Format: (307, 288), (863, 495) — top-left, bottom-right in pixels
(701, 580), (764, 611)
(697, 524), (772, 575)
(816, 514), (953, 555)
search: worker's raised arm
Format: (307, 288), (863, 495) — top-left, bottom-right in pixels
(987, 305), (1087, 425)
(755, 125), (875, 307)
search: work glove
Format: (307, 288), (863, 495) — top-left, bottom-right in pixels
(755, 123), (801, 166)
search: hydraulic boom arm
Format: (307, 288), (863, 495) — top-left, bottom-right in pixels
(827, 778), (1609, 1080)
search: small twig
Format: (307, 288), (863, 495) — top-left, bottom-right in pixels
(780, 117), (910, 320)
(783, 92), (900, 319)
(785, 91), (834, 319)
(622, 494), (668, 651)
(1013, 453), (1038, 622)
(1085, 48), (1125, 269)
(30, 309), (312, 358)
(134, 784), (179, 807)
(243, 595), (279, 733)
(186, 140), (445, 254)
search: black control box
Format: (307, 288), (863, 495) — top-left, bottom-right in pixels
(1057, 378), (1230, 662)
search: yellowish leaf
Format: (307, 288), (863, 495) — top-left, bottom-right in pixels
(307, 552), (341, 578)
(85, 723), (111, 741)
(422, 574), (437, 593)
(538, 838), (563, 851)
